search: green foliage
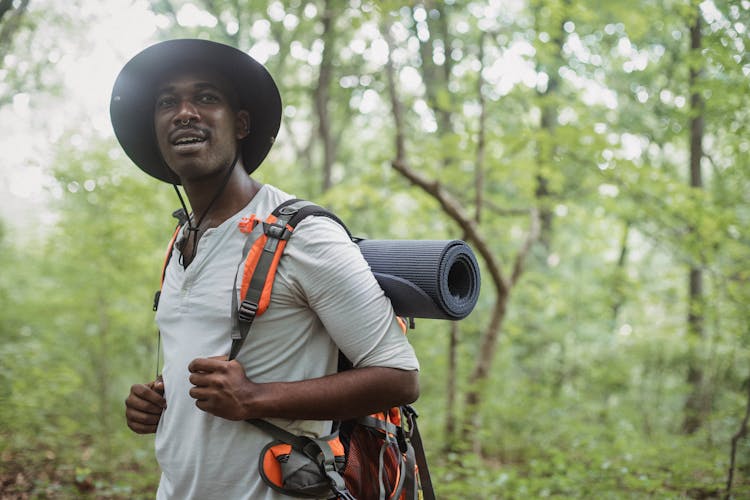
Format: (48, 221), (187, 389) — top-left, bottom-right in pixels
(2, 0), (750, 498)
(1, 135), (173, 496)
(0, 0), (85, 107)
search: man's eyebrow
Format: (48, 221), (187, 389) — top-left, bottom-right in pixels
(193, 82), (223, 92)
(155, 81), (224, 95)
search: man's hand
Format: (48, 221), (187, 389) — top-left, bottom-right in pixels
(188, 357), (254, 421)
(125, 377), (166, 434)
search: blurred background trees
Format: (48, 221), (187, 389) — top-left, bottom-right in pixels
(1, 0), (749, 498)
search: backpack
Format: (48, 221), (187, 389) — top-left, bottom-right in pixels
(155, 199), (435, 500)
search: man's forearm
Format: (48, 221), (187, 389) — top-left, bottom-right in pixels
(188, 357), (419, 421)
(243, 366), (419, 421)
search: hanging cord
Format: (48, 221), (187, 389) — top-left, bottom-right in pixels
(171, 150), (240, 268)
(155, 330), (162, 380)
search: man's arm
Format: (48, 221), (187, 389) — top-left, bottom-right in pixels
(187, 357), (418, 421)
(186, 216), (421, 423)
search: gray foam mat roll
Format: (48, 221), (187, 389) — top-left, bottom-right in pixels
(357, 239), (481, 320)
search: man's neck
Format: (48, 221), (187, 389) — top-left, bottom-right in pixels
(182, 167), (261, 230)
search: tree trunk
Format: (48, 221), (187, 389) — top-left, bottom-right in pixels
(0, 0), (30, 62)
(475, 30), (487, 224)
(461, 294), (509, 444)
(611, 222), (630, 327)
(533, 0), (567, 252)
(444, 321), (459, 446)
(682, 9), (708, 435)
(315, 0), (336, 192)
(95, 293), (113, 456)
(415, 2), (453, 143)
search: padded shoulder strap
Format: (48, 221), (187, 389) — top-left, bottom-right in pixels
(273, 198), (352, 238)
(229, 199), (350, 360)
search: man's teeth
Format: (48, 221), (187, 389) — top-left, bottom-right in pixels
(175, 137), (204, 145)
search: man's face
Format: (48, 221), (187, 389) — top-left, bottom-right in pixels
(153, 68), (249, 182)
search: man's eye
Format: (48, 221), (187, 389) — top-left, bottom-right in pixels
(198, 94), (219, 104)
(156, 97), (175, 108)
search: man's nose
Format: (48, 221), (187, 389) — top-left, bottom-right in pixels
(174, 100), (199, 123)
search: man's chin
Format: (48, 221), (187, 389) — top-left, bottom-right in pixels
(168, 163), (230, 185)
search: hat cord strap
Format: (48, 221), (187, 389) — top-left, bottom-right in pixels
(172, 150), (241, 268)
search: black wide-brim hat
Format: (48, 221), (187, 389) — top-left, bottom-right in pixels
(110, 39), (281, 184)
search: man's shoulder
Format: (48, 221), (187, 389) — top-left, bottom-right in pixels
(253, 183), (294, 210)
(255, 185), (347, 236)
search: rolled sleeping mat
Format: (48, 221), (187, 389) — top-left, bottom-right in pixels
(357, 239), (481, 320)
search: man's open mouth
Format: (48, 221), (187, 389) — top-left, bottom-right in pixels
(173, 136), (206, 145)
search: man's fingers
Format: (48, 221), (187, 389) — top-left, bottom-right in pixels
(188, 386), (211, 401)
(126, 419), (159, 434)
(187, 355), (230, 374)
(188, 357), (227, 374)
(126, 406), (162, 425)
(126, 395), (164, 415)
(125, 406), (162, 434)
(194, 399), (210, 413)
(151, 379), (165, 395)
(124, 382), (166, 435)
(188, 370), (218, 387)
(129, 384), (167, 409)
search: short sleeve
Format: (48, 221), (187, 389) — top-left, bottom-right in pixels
(279, 216), (419, 371)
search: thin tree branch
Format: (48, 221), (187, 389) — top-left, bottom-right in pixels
(725, 379), (750, 499)
(511, 208), (540, 286)
(382, 22), (505, 292)
(483, 199), (535, 217)
(475, 29), (487, 224)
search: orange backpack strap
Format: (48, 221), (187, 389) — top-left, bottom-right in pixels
(152, 209), (189, 312)
(228, 199), (351, 361)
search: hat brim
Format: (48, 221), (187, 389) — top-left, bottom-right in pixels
(110, 39), (281, 184)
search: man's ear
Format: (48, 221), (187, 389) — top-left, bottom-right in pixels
(236, 110), (250, 140)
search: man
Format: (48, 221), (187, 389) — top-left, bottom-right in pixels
(110, 39), (419, 499)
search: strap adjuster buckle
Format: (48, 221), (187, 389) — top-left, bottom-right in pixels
(263, 220), (293, 240)
(238, 300), (259, 323)
(278, 206), (299, 216)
